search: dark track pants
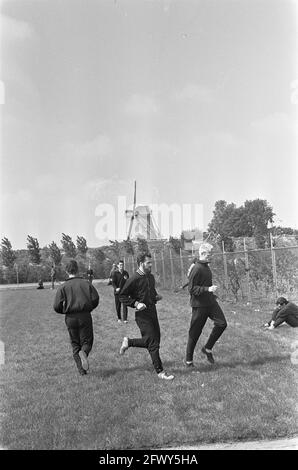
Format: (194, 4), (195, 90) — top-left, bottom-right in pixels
(65, 312), (94, 370)
(115, 295), (128, 321)
(186, 302), (227, 362)
(128, 306), (163, 374)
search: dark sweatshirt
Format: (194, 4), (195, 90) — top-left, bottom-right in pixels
(272, 302), (298, 328)
(112, 270), (129, 295)
(188, 261), (217, 307)
(119, 269), (158, 309)
(53, 276), (99, 315)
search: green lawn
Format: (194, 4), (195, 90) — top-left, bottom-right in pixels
(0, 283), (297, 449)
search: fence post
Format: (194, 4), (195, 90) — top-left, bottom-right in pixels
(180, 248), (184, 285)
(222, 241), (228, 293)
(169, 247), (175, 289)
(14, 263), (19, 284)
(244, 237), (251, 302)
(270, 233), (278, 294)
(153, 251), (157, 274)
(161, 250), (166, 288)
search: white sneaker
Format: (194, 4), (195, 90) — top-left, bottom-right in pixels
(79, 350), (89, 371)
(117, 319), (122, 323)
(124, 320), (128, 323)
(157, 371), (174, 380)
(119, 337), (129, 355)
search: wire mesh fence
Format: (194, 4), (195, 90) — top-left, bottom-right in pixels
(123, 245), (298, 303)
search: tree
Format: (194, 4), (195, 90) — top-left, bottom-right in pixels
(61, 233), (76, 258)
(122, 239), (134, 256)
(208, 199), (275, 250)
(48, 242), (62, 266)
(1, 237), (16, 267)
(208, 200), (238, 251)
(76, 236), (88, 257)
(243, 199), (274, 248)
(168, 236), (182, 254)
(27, 235), (41, 264)
(93, 248), (106, 263)
(136, 237), (149, 254)
(92, 248), (106, 278)
(108, 240), (122, 259)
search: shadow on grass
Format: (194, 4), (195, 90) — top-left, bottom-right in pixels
(92, 364), (153, 378)
(165, 353), (290, 374)
(88, 354), (290, 378)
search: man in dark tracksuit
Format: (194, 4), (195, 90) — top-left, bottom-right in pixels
(112, 260), (129, 323)
(53, 259), (99, 375)
(185, 243), (227, 367)
(264, 297), (298, 329)
(119, 252), (174, 380)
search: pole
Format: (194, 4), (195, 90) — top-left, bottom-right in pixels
(161, 250), (166, 288)
(180, 248), (184, 284)
(270, 233), (278, 294)
(244, 238), (251, 302)
(222, 241), (228, 292)
(15, 263), (19, 284)
(153, 251), (157, 274)
(169, 247), (175, 289)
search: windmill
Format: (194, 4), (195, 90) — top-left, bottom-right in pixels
(125, 181), (162, 241)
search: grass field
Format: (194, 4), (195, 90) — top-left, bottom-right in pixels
(0, 282), (297, 450)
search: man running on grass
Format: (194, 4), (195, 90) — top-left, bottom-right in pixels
(185, 243), (227, 369)
(119, 252), (174, 381)
(53, 259), (99, 376)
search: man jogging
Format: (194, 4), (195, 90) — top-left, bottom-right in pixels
(112, 260), (129, 323)
(185, 243), (227, 368)
(119, 252), (174, 381)
(53, 260), (99, 376)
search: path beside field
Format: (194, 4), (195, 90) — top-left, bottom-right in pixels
(160, 435), (298, 450)
(0, 279), (108, 290)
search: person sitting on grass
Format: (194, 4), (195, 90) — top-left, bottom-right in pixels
(53, 259), (99, 376)
(37, 279), (44, 290)
(264, 297), (298, 330)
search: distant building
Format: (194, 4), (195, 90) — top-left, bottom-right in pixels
(182, 229), (204, 252)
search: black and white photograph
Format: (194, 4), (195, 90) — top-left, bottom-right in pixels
(0, 0), (297, 457)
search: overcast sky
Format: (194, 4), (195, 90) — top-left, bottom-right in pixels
(1, 0), (297, 249)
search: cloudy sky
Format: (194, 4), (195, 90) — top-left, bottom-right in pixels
(1, 0), (297, 249)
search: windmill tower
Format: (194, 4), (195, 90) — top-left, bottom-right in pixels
(125, 181), (162, 241)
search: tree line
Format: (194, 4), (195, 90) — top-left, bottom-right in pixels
(1, 198), (297, 284)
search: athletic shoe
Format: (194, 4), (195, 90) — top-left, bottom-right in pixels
(124, 320), (128, 323)
(79, 350), (89, 371)
(119, 337), (129, 355)
(79, 369), (87, 376)
(184, 361), (200, 371)
(157, 371), (174, 380)
(201, 346), (215, 364)
(184, 360), (195, 368)
(117, 319), (122, 323)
